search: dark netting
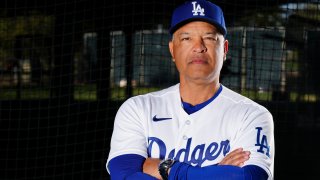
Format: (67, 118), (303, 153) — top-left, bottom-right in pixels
(0, 0), (319, 179)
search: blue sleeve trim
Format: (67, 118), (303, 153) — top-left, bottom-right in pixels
(244, 165), (268, 180)
(108, 154), (268, 180)
(169, 162), (268, 180)
(108, 154), (157, 180)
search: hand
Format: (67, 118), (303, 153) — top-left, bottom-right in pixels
(143, 158), (162, 179)
(218, 148), (250, 167)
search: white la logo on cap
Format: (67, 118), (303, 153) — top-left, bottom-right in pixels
(191, 1), (205, 16)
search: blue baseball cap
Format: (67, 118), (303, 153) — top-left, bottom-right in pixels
(169, 0), (227, 36)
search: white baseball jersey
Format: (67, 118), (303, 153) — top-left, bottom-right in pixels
(107, 83), (274, 179)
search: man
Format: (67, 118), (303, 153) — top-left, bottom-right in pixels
(106, 0), (274, 179)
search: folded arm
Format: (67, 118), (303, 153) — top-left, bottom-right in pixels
(108, 148), (268, 180)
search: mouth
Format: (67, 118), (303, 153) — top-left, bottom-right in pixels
(190, 58), (208, 64)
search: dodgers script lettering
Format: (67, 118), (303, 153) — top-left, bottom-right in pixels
(148, 137), (230, 166)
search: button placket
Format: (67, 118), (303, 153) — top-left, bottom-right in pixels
(182, 135), (188, 140)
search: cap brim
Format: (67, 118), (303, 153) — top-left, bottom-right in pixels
(169, 17), (227, 36)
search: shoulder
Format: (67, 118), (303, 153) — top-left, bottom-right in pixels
(220, 85), (269, 111)
(148, 83), (180, 97)
(131, 83), (179, 100)
(219, 85), (272, 120)
(120, 84), (179, 108)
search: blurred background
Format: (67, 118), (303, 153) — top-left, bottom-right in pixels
(0, 0), (319, 179)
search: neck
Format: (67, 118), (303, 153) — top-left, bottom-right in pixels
(180, 81), (220, 106)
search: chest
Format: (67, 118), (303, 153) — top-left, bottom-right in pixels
(146, 106), (239, 166)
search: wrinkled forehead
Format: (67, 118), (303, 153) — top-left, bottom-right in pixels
(172, 21), (223, 39)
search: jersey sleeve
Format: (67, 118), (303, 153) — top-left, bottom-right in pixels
(108, 154), (157, 180)
(169, 162), (268, 180)
(232, 108), (275, 179)
(106, 98), (148, 172)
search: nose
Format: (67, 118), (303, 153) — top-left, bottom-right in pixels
(193, 39), (207, 53)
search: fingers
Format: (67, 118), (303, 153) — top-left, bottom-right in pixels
(218, 148), (250, 167)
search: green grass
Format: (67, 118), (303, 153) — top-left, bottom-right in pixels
(0, 85), (161, 101)
(0, 85), (317, 102)
(110, 87), (161, 100)
(240, 90), (272, 101)
(74, 85), (161, 101)
(0, 87), (50, 99)
(74, 84), (97, 100)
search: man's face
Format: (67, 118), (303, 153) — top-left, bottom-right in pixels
(169, 21), (228, 84)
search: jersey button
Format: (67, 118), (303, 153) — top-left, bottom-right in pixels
(185, 120), (191, 125)
(183, 135), (188, 140)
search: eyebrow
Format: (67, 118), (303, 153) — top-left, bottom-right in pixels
(204, 31), (218, 36)
(173, 30), (221, 40)
(177, 31), (218, 35)
(176, 32), (190, 37)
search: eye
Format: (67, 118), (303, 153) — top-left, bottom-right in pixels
(204, 36), (218, 41)
(181, 37), (190, 41)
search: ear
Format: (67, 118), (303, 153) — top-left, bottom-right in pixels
(223, 40), (229, 61)
(169, 41), (175, 62)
